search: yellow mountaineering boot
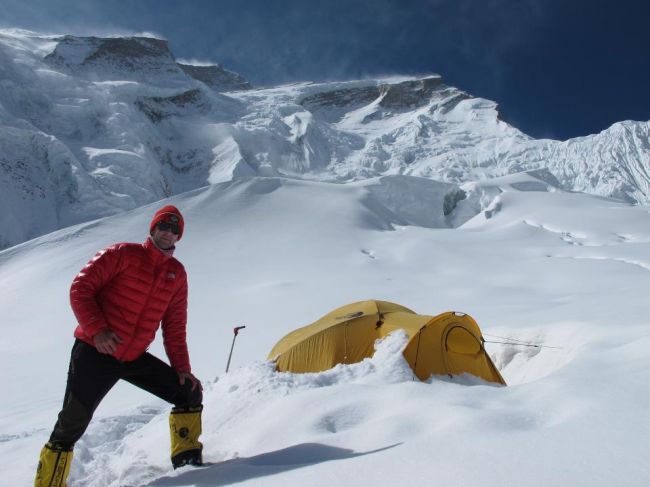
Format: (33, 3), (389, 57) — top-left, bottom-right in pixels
(34, 443), (73, 487)
(169, 405), (203, 469)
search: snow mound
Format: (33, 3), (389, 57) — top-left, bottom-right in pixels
(486, 322), (587, 385)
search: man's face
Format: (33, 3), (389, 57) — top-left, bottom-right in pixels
(151, 222), (180, 250)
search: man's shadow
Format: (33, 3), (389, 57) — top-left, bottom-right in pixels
(148, 442), (401, 486)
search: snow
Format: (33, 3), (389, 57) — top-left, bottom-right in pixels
(1, 172), (650, 486)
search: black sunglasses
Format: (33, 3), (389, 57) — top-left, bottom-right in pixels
(157, 221), (181, 235)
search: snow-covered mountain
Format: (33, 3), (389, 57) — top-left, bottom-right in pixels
(1, 28), (649, 249)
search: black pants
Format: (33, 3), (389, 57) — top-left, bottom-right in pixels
(49, 339), (202, 449)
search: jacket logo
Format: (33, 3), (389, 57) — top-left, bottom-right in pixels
(166, 272), (176, 280)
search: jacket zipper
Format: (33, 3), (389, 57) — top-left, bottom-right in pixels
(116, 261), (165, 361)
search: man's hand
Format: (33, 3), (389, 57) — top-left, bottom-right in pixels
(178, 371), (203, 392)
(93, 329), (123, 355)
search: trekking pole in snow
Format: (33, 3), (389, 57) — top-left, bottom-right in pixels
(225, 326), (246, 373)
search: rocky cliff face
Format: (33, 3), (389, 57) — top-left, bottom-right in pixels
(177, 63), (252, 91)
(0, 30), (648, 249)
(43, 36), (185, 82)
(42, 34), (253, 92)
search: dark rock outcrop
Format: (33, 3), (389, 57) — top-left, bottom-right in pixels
(178, 63), (252, 92)
(44, 36), (184, 80)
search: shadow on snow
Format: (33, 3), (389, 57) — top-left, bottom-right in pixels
(148, 442), (401, 486)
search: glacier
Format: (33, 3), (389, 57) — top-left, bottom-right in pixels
(1, 28), (648, 249)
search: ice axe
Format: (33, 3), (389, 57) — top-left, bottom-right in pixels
(225, 326), (246, 373)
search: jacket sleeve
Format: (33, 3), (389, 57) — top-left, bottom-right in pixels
(161, 268), (191, 372)
(69, 246), (122, 338)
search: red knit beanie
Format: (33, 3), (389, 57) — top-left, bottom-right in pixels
(150, 205), (185, 240)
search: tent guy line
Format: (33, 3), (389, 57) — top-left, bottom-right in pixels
(483, 334), (564, 350)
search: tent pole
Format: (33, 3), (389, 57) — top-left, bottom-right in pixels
(412, 326), (425, 381)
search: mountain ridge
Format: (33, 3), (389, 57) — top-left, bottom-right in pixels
(1, 29), (648, 249)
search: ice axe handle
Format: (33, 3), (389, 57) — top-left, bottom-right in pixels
(225, 325), (246, 373)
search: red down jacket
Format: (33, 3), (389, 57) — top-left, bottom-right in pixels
(71, 237), (191, 372)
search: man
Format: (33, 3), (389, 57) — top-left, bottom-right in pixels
(35, 205), (203, 487)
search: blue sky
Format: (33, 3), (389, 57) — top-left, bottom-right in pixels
(2, 0), (649, 140)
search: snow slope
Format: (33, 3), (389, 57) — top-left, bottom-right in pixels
(1, 29), (649, 249)
(1, 173), (649, 486)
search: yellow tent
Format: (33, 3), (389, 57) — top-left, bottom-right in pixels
(268, 300), (506, 385)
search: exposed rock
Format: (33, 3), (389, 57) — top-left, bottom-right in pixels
(378, 76), (444, 110)
(44, 35), (185, 81)
(178, 63), (252, 91)
(300, 85), (381, 122)
(135, 88), (209, 122)
(83, 37), (172, 63)
(301, 85), (381, 110)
